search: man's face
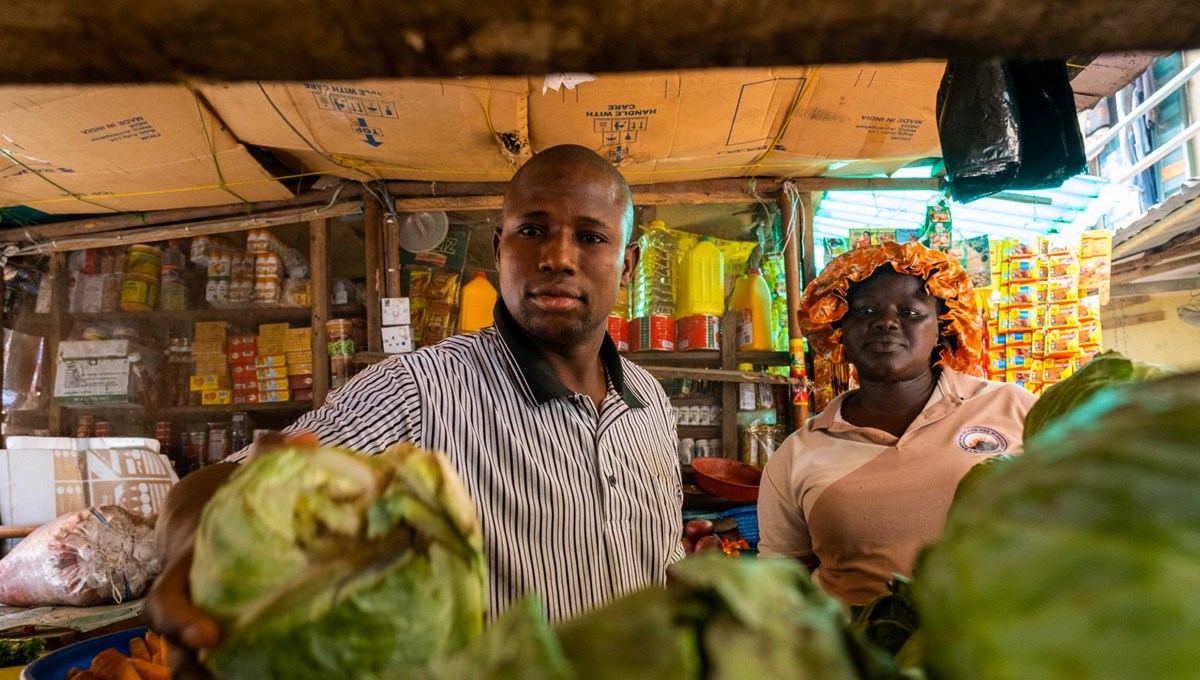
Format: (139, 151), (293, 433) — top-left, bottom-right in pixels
(839, 268), (941, 383)
(494, 161), (637, 348)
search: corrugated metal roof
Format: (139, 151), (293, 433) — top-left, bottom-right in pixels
(814, 175), (1115, 244)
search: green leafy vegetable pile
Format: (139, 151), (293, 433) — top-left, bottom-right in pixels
(190, 442), (485, 680)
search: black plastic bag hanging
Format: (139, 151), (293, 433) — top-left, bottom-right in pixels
(936, 59), (1086, 204)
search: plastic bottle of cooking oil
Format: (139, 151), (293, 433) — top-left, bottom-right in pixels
(730, 265), (773, 352)
(631, 220), (677, 351)
(675, 236), (724, 351)
(459, 272), (498, 333)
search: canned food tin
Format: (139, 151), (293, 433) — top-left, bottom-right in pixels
(676, 314), (721, 351)
(630, 315), (675, 352)
(677, 438), (695, 465)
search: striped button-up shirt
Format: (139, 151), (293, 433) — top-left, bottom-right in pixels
(233, 304), (684, 622)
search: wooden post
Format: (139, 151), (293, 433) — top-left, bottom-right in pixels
(778, 185), (808, 430)
(720, 312), (739, 460)
(47, 253), (69, 436)
(384, 210), (402, 298)
(309, 220), (331, 409)
(363, 197), (384, 353)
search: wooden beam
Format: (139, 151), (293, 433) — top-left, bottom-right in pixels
(1112, 233), (1200, 275)
(14, 202), (361, 254)
(1101, 294), (1151, 309)
(0, 524), (39, 539)
(47, 253), (68, 436)
(1110, 276), (1200, 297)
(0, 187), (362, 244)
(1112, 253), (1200, 285)
(1, 1), (1197, 83)
(363, 197), (384, 354)
(1104, 310), (1165, 328)
(309, 219), (331, 409)
(639, 365), (792, 385)
(778, 184), (806, 430)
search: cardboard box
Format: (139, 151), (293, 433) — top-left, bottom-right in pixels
(258, 389), (291, 403)
(288, 374), (315, 390)
(0, 86), (291, 214)
(233, 391), (259, 405)
(189, 374), (231, 392)
(231, 364), (255, 381)
(200, 79), (528, 183)
(258, 323), (290, 340)
(191, 341), (226, 357)
(285, 350), (313, 365)
(258, 378), (289, 392)
(285, 327), (312, 353)
(232, 380), (257, 393)
(54, 340), (151, 404)
(288, 362), (314, 377)
(0, 436), (178, 526)
(255, 354), (288, 368)
(194, 353), (229, 375)
(257, 340), (286, 356)
(194, 321), (228, 343)
(256, 365), (289, 380)
(229, 349), (258, 366)
(202, 389), (233, 406)
(292, 388), (314, 402)
(229, 335), (257, 351)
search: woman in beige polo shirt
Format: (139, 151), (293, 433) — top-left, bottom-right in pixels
(758, 241), (1036, 605)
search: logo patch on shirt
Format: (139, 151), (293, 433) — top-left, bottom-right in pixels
(956, 426), (1008, 454)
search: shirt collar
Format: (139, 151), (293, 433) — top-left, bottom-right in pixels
(492, 300), (646, 409)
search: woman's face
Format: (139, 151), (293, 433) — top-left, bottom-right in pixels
(840, 268), (941, 383)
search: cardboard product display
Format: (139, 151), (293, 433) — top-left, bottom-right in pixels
(198, 78), (530, 182)
(0, 437), (178, 527)
(0, 85), (293, 214)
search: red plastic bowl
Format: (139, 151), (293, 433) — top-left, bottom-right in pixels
(691, 457), (762, 502)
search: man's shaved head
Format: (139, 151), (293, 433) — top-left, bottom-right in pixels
(505, 144), (635, 243)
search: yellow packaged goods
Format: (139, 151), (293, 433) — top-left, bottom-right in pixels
(289, 362), (314, 377)
(258, 389), (291, 403)
(202, 389), (233, 405)
(1047, 253), (1080, 279)
(256, 365), (289, 380)
(1007, 306), (1042, 331)
(988, 351), (1007, 373)
(126, 244), (163, 277)
(1006, 369), (1033, 386)
(1079, 295), (1102, 320)
(1046, 327), (1081, 357)
(1007, 282), (1043, 305)
(258, 339), (286, 356)
(258, 378), (289, 392)
(1046, 277), (1079, 302)
(192, 341), (226, 356)
(422, 301), (454, 345)
(119, 273), (158, 312)
(1081, 229), (1113, 258)
(256, 354), (288, 368)
(194, 353), (229, 375)
(194, 321), (229, 343)
(258, 323), (290, 340)
(426, 271), (460, 305)
(285, 351), (314, 366)
(1008, 255), (1039, 282)
(1006, 344), (1034, 369)
(1041, 356), (1075, 383)
(1045, 302), (1080, 329)
(1032, 329), (1046, 356)
(1079, 320), (1102, 346)
(190, 375), (231, 392)
(285, 328), (312, 352)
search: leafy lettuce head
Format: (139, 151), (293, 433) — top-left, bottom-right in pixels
(190, 442), (485, 680)
(917, 371), (1200, 680)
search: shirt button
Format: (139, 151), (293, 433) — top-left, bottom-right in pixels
(607, 475), (617, 487)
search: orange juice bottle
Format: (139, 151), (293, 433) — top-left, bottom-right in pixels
(459, 272), (498, 333)
(730, 267), (773, 351)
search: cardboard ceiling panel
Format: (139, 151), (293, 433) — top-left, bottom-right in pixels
(0, 85), (293, 214)
(198, 78), (529, 183)
(763, 62), (946, 178)
(528, 68), (811, 184)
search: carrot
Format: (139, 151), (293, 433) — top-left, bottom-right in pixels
(129, 657), (170, 680)
(90, 648), (142, 680)
(143, 631), (161, 659)
(128, 637), (151, 662)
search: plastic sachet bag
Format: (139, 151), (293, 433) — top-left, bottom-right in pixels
(0, 505), (160, 607)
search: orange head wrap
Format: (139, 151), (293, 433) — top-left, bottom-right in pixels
(799, 240), (983, 376)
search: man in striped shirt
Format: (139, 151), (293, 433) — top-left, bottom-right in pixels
(148, 145), (684, 678)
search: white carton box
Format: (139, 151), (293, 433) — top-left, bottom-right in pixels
(54, 340), (150, 404)
(0, 436), (178, 527)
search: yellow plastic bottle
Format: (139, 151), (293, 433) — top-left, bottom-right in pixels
(729, 267), (773, 351)
(676, 237), (725, 318)
(459, 272), (498, 333)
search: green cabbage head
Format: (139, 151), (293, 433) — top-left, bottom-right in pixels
(917, 371), (1200, 680)
(190, 442), (485, 680)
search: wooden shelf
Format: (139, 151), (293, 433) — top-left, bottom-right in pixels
(640, 365), (792, 384)
(157, 401), (314, 418)
(624, 350), (789, 367)
(66, 304), (364, 326)
(678, 425), (722, 438)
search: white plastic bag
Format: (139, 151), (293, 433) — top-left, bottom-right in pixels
(0, 505), (160, 607)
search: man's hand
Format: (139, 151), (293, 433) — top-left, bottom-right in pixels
(145, 431), (319, 678)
